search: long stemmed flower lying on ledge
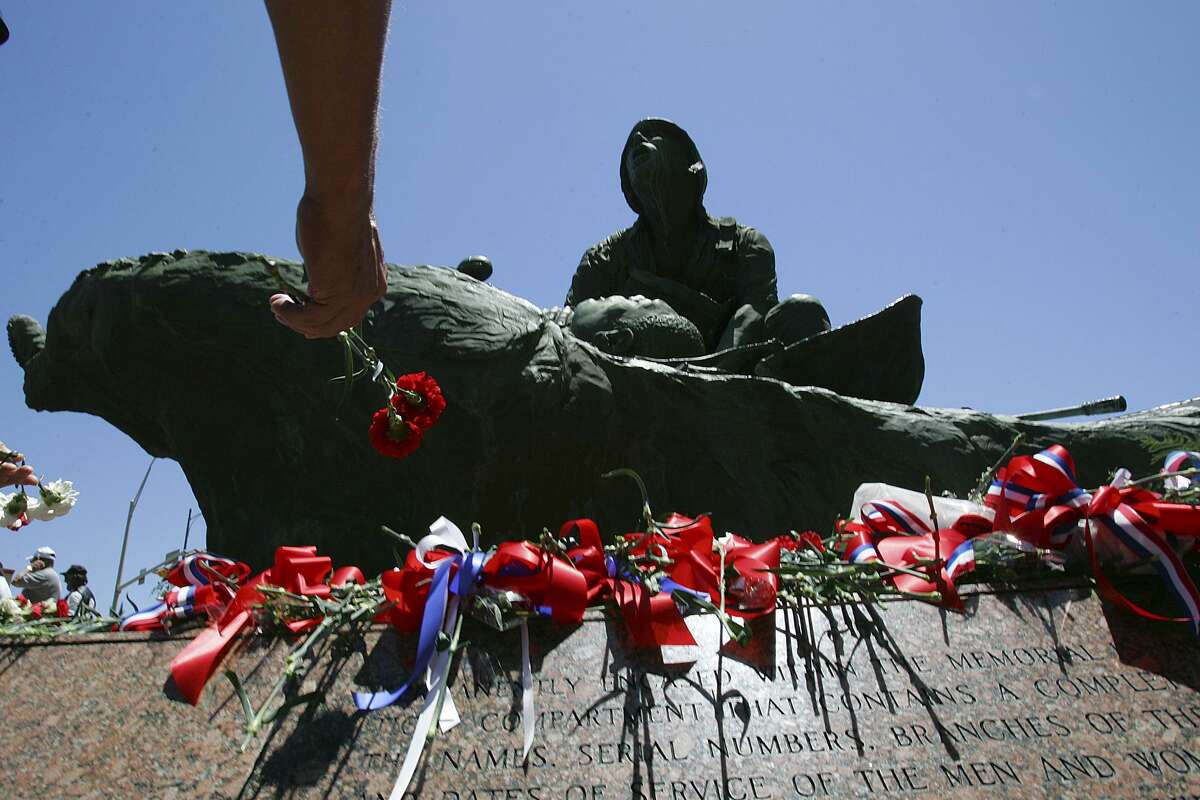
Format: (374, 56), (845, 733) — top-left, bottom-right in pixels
(5, 387), (1198, 800)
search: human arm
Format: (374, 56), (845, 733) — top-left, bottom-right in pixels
(10, 561), (43, 588)
(0, 441), (36, 488)
(265, 0), (392, 338)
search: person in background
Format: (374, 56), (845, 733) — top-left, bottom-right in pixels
(63, 565), (95, 615)
(11, 546), (62, 602)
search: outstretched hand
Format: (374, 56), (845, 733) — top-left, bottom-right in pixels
(270, 195), (388, 339)
(0, 441), (37, 489)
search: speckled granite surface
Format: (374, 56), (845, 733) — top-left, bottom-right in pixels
(4, 589), (1200, 799)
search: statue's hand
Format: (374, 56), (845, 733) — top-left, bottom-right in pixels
(546, 306), (574, 328)
(270, 194), (387, 339)
(717, 304), (765, 351)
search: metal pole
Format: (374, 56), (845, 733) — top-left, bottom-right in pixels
(182, 508), (194, 551)
(109, 457), (157, 615)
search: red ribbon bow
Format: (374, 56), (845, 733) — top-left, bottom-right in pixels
(169, 546), (363, 705)
(990, 445), (1200, 632)
(562, 515), (788, 649)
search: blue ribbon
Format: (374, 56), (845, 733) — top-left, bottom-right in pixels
(353, 558), (454, 711)
(353, 547), (491, 711)
(659, 577), (710, 601)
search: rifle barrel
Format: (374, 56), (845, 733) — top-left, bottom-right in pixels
(1016, 395), (1127, 422)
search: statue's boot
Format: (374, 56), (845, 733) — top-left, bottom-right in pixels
(754, 294), (925, 404)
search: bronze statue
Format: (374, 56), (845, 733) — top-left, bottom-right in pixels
(567, 118), (831, 353)
(9, 251), (1199, 570)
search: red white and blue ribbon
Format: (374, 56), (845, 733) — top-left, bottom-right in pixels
(988, 446), (1200, 634)
(118, 552), (245, 632)
(1083, 474), (1200, 635)
(165, 552), (248, 587)
(862, 500), (931, 536)
(169, 546), (362, 705)
(1164, 451), (1200, 493)
(841, 499), (984, 610)
(944, 537), (976, 580)
(986, 444), (1091, 548)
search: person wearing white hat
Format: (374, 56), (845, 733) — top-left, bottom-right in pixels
(11, 546), (62, 603)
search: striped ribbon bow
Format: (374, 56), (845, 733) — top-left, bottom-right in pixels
(988, 445), (1200, 634)
(117, 552), (247, 632)
(841, 495), (990, 610)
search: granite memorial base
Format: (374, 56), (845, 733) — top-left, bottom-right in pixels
(4, 586), (1200, 799)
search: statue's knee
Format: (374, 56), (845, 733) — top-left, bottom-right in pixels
(718, 303), (766, 350)
(765, 294), (831, 345)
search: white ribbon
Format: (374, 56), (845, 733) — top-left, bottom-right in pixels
(386, 516), (540, 796)
(520, 620), (535, 760)
(387, 517), (472, 799)
(416, 516), (470, 568)
(388, 595), (461, 800)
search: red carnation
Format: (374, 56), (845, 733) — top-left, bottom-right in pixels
(390, 372), (446, 430)
(56, 599), (70, 618)
(16, 595), (29, 607)
(369, 408), (423, 459)
(30, 603), (42, 619)
(795, 531), (826, 553)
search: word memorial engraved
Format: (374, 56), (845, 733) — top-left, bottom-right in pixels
(4, 586), (1199, 799)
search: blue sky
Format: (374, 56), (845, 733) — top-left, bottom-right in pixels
(2, 2), (1197, 610)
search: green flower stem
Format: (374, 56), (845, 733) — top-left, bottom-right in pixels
(345, 329), (397, 387)
(1127, 467), (1199, 490)
(381, 525), (419, 550)
(924, 476), (943, 571)
(974, 433), (1024, 498)
(895, 589), (943, 602)
(875, 563), (940, 582)
(427, 609), (465, 744)
(602, 469), (655, 533)
(237, 582), (382, 752)
(237, 615), (336, 751)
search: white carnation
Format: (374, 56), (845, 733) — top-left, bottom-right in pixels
(1, 492), (32, 529)
(0, 597), (21, 618)
(8, 496), (41, 527)
(33, 480), (77, 521)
